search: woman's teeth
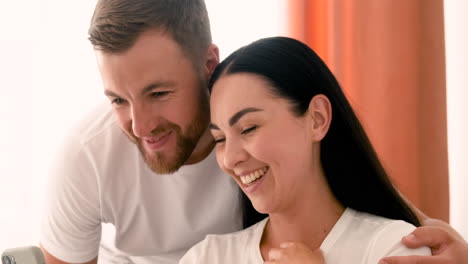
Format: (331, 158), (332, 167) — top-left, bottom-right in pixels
(240, 167), (268, 185)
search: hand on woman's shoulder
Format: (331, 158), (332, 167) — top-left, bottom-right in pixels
(369, 219), (431, 261)
(379, 218), (468, 264)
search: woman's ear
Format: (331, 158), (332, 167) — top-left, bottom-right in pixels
(204, 44), (220, 78)
(307, 94), (332, 141)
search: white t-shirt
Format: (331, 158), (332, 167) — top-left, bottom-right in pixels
(179, 208), (431, 264)
(40, 102), (242, 264)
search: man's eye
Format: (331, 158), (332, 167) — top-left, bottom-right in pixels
(241, 126), (257, 135)
(151, 91), (170, 98)
(112, 98), (125, 105)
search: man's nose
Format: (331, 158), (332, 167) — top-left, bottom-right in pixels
(131, 104), (157, 138)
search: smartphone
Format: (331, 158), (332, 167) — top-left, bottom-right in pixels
(1, 246), (45, 264)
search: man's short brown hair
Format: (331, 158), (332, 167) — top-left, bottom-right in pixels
(88, 0), (212, 66)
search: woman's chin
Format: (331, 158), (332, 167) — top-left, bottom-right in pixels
(250, 199), (272, 215)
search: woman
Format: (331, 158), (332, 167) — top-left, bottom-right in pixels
(180, 37), (431, 263)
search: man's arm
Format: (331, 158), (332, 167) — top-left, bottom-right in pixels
(40, 245), (97, 264)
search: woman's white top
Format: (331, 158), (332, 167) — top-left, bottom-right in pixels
(180, 208), (431, 264)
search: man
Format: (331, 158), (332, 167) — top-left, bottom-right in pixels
(40, 0), (467, 264)
(40, 1), (241, 263)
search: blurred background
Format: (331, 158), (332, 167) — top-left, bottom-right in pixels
(0, 0), (466, 251)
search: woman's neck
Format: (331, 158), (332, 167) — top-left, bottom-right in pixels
(260, 172), (345, 255)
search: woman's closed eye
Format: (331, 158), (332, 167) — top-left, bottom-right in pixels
(212, 126), (257, 145)
(214, 136), (225, 144)
(241, 125), (257, 135)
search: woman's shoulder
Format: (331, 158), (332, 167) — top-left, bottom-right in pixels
(350, 209), (432, 260)
(350, 209), (426, 242)
(179, 218), (268, 264)
(322, 208), (431, 263)
(352, 209), (416, 231)
(330, 208), (419, 236)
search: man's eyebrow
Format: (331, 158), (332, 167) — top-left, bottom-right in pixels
(103, 81), (175, 98)
(104, 89), (119, 97)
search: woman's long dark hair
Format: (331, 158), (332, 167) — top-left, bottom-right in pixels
(209, 37), (420, 228)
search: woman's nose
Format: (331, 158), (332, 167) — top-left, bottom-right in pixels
(222, 139), (249, 170)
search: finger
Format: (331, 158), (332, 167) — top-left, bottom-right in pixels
(314, 249), (324, 257)
(423, 219), (466, 242)
(423, 218), (450, 228)
(402, 226), (451, 249)
(311, 249), (325, 262)
(279, 241), (295, 248)
(379, 255), (445, 264)
(268, 248), (282, 261)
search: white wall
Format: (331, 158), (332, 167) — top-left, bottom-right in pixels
(207, 0), (287, 60)
(0, 0), (103, 250)
(0, 0), (286, 251)
(444, 0), (468, 240)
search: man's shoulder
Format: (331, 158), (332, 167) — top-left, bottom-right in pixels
(70, 102), (119, 144)
(53, 101), (133, 167)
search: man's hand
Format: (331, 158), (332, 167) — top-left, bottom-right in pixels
(40, 244), (97, 264)
(264, 242), (325, 264)
(379, 219), (468, 264)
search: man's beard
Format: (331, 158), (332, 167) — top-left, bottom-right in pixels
(136, 115), (207, 174)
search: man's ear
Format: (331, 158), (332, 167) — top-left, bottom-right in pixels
(204, 44), (219, 78)
(307, 94), (332, 141)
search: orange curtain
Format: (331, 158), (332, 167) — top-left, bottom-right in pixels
(287, 0), (449, 221)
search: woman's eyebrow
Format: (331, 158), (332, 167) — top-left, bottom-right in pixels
(209, 107), (263, 130)
(228, 107), (263, 126)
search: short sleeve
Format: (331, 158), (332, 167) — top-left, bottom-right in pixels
(178, 238), (206, 264)
(367, 220), (431, 263)
(40, 133), (101, 263)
